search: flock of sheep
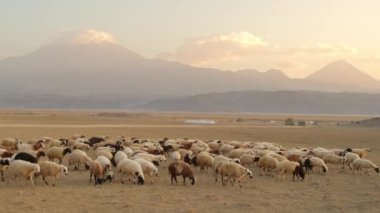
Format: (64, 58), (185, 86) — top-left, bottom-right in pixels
(0, 135), (378, 188)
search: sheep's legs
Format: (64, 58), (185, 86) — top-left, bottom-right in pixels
(43, 176), (49, 185)
(1, 170), (4, 182)
(182, 176), (186, 185)
(120, 173), (124, 184)
(30, 176), (35, 187)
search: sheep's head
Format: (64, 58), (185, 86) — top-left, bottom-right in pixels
(246, 169), (253, 179)
(295, 165), (305, 180)
(136, 174), (144, 185)
(61, 166), (69, 175)
(190, 176), (196, 185)
(63, 148), (72, 156)
(375, 168), (379, 173)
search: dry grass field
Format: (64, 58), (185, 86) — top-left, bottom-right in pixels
(0, 110), (379, 213)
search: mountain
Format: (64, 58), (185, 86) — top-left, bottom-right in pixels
(1, 37), (380, 109)
(307, 60), (380, 90)
(137, 90), (380, 115)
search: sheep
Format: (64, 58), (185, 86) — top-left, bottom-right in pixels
(116, 159), (145, 185)
(6, 160), (40, 187)
(274, 160), (305, 181)
(257, 154), (279, 176)
(193, 152), (214, 173)
(49, 139), (67, 148)
(1, 137), (20, 147)
(89, 160), (105, 185)
(268, 152), (288, 162)
(286, 153), (304, 162)
(168, 161), (195, 185)
(170, 151), (181, 161)
(12, 151), (46, 164)
(71, 141), (90, 151)
(344, 152), (360, 169)
(16, 140), (44, 152)
(239, 154), (256, 167)
(301, 156), (328, 173)
(219, 144), (235, 156)
(95, 150), (113, 160)
(228, 148), (252, 159)
(177, 149), (193, 160)
(96, 156), (112, 171)
(114, 151), (128, 166)
(0, 158), (11, 181)
(132, 153), (167, 163)
(46, 147), (72, 163)
(322, 154), (347, 168)
(39, 161), (68, 186)
(67, 149), (92, 171)
(215, 161), (253, 186)
(346, 148), (370, 158)
(213, 155), (241, 181)
(134, 158), (159, 184)
(352, 159), (379, 175)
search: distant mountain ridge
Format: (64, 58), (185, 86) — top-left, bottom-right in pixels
(138, 90), (380, 115)
(1, 41), (380, 110)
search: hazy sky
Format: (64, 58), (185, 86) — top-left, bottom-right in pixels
(1, 0), (380, 78)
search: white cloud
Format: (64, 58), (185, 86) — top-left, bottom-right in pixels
(286, 43), (358, 58)
(157, 32), (270, 66)
(53, 29), (119, 45)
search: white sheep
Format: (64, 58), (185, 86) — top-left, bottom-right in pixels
(6, 160), (40, 187)
(67, 149), (92, 171)
(213, 155), (241, 181)
(170, 151), (181, 161)
(228, 148), (252, 159)
(308, 156), (328, 173)
(46, 147), (72, 163)
(257, 154), (279, 176)
(344, 152), (360, 169)
(194, 151), (214, 173)
(134, 158), (159, 184)
(132, 153), (167, 163)
(352, 158), (379, 175)
(239, 154), (257, 167)
(114, 151), (128, 166)
(116, 159), (145, 185)
(274, 160), (305, 181)
(95, 150), (113, 160)
(219, 144), (235, 156)
(215, 161), (253, 186)
(322, 154), (347, 168)
(71, 141), (90, 151)
(39, 161), (68, 186)
(348, 148), (370, 158)
(96, 156), (112, 171)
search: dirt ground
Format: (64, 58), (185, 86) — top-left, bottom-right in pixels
(0, 110), (379, 213)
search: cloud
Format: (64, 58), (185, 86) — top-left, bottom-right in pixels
(53, 29), (119, 45)
(157, 32), (270, 66)
(286, 43), (358, 58)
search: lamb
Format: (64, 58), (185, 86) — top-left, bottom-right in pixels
(6, 160), (40, 187)
(89, 160), (106, 185)
(46, 147), (72, 163)
(134, 158), (159, 184)
(116, 159), (145, 185)
(168, 161), (195, 185)
(257, 154), (279, 176)
(274, 160), (305, 181)
(67, 149), (92, 171)
(39, 161), (68, 186)
(352, 158), (379, 175)
(322, 154), (347, 168)
(215, 161), (253, 186)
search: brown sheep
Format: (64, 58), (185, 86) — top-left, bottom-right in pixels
(89, 160), (105, 185)
(168, 161), (195, 185)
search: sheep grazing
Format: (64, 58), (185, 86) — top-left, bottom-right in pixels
(6, 160), (40, 187)
(39, 161), (68, 186)
(257, 154), (279, 176)
(352, 159), (379, 175)
(114, 151), (128, 166)
(116, 159), (145, 185)
(67, 149), (92, 171)
(46, 147), (72, 163)
(322, 154), (347, 168)
(168, 161), (195, 185)
(216, 161), (253, 186)
(275, 160), (305, 181)
(301, 156), (328, 173)
(89, 160), (106, 185)
(194, 152), (214, 173)
(239, 154), (256, 167)
(344, 152), (360, 169)
(134, 158), (159, 184)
